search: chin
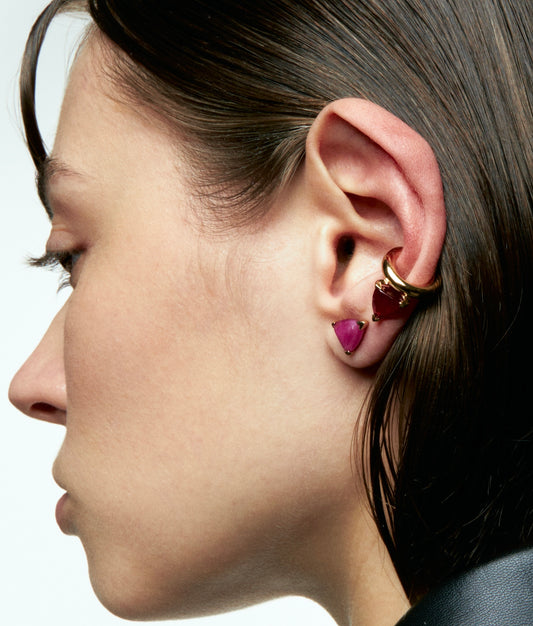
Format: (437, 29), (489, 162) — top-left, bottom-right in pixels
(91, 575), (274, 623)
(85, 543), (283, 622)
(88, 568), (175, 621)
(84, 546), (182, 621)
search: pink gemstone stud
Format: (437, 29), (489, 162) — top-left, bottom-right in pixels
(332, 319), (368, 355)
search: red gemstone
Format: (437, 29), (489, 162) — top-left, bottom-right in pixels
(372, 281), (415, 321)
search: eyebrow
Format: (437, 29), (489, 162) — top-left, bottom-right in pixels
(36, 156), (86, 220)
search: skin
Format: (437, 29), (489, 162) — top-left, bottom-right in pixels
(9, 37), (409, 624)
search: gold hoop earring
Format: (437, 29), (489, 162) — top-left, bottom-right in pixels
(372, 247), (442, 321)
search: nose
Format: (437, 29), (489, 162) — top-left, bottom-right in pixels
(9, 307), (67, 426)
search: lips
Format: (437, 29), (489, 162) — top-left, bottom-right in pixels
(52, 455), (77, 533)
(55, 491), (77, 535)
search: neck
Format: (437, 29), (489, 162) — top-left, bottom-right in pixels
(286, 496), (410, 626)
(333, 512), (409, 626)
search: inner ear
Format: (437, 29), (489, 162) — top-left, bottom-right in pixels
(334, 234), (355, 281)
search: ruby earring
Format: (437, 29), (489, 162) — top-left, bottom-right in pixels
(372, 248), (442, 321)
(332, 319), (368, 355)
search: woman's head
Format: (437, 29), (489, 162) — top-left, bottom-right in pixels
(10, 0), (533, 620)
(12, 36), (383, 620)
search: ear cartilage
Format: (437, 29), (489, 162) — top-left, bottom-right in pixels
(372, 247), (442, 321)
(332, 319), (368, 355)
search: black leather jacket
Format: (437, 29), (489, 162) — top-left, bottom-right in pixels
(396, 548), (533, 625)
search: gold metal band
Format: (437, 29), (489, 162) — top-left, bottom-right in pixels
(382, 248), (442, 298)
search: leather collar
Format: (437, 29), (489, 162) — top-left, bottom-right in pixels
(396, 548), (533, 625)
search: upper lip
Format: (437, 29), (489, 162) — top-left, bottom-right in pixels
(52, 457), (68, 492)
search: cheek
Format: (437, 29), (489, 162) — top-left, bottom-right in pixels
(56, 236), (358, 618)
(60, 247), (282, 532)
(59, 254), (271, 608)
(61, 236), (351, 510)
(62, 250), (224, 459)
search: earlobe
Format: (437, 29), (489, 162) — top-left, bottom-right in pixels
(305, 98), (446, 367)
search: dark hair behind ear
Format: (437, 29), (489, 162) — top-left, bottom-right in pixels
(20, 0), (533, 602)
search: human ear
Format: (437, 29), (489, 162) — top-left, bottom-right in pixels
(304, 98), (446, 367)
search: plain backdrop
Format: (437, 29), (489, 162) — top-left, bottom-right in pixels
(0, 2), (338, 625)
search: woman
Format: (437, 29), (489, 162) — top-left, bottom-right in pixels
(9, 0), (532, 624)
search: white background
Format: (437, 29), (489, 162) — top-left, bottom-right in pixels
(0, 2), (337, 624)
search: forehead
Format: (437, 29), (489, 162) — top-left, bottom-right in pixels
(55, 39), (132, 161)
(50, 37), (188, 210)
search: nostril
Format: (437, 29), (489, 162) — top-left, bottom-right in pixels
(32, 402), (57, 413)
(30, 403), (66, 426)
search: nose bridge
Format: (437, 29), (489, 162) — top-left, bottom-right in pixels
(9, 305), (67, 424)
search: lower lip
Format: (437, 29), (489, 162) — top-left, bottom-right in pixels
(55, 492), (75, 535)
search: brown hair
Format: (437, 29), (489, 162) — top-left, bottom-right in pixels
(21, 0), (533, 602)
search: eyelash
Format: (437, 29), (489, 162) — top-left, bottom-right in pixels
(28, 250), (81, 291)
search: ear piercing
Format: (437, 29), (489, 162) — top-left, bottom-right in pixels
(332, 319), (368, 355)
(372, 247), (442, 321)
(332, 248), (442, 352)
